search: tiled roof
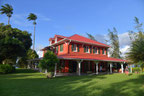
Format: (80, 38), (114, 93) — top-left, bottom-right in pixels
(58, 54), (126, 62)
(55, 34), (67, 38)
(68, 34), (110, 47)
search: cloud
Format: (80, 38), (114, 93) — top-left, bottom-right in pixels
(35, 44), (44, 57)
(0, 13), (51, 27)
(37, 14), (51, 21)
(120, 45), (130, 57)
(118, 32), (131, 47)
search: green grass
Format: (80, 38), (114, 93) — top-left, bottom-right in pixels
(0, 69), (144, 96)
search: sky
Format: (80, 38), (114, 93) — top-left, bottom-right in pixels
(0, 0), (144, 57)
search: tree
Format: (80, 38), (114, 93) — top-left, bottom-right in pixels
(126, 17), (144, 71)
(27, 13), (37, 50)
(0, 4), (13, 25)
(86, 33), (97, 41)
(0, 23), (32, 64)
(39, 51), (59, 78)
(18, 49), (38, 68)
(108, 27), (121, 58)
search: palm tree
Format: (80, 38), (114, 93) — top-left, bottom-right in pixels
(27, 13), (37, 50)
(0, 4), (13, 25)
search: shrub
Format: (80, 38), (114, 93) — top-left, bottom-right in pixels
(0, 64), (15, 74)
(132, 67), (141, 73)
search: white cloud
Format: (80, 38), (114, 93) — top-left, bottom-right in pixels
(35, 44), (44, 58)
(1, 13), (51, 27)
(120, 45), (130, 56)
(118, 32), (131, 47)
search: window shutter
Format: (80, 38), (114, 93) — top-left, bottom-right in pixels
(106, 49), (108, 55)
(71, 44), (73, 51)
(90, 47), (92, 53)
(84, 46), (86, 52)
(93, 47), (95, 53)
(98, 48), (100, 54)
(77, 45), (79, 52)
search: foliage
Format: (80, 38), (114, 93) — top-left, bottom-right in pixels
(27, 13), (37, 50)
(0, 23), (32, 64)
(108, 27), (121, 58)
(39, 51), (59, 72)
(0, 4), (13, 24)
(18, 49), (38, 68)
(86, 33), (97, 41)
(27, 13), (37, 24)
(132, 67), (141, 73)
(0, 64), (15, 74)
(127, 17), (144, 64)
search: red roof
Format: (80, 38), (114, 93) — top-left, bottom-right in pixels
(68, 34), (110, 47)
(58, 54), (126, 62)
(50, 34), (110, 47)
(55, 34), (67, 38)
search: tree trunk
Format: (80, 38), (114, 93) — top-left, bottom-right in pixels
(8, 17), (10, 25)
(33, 24), (36, 50)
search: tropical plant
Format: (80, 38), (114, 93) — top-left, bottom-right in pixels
(0, 4), (13, 25)
(86, 33), (97, 41)
(39, 50), (59, 78)
(27, 13), (37, 50)
(126, 17), (144, 65)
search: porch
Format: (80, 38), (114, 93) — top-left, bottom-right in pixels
(55, 59), (127, 76)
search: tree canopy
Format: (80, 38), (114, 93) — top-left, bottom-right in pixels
(0, 4), (13, 25)
(39, 51), (59, 72)
(127, 17), (144, 64)
(0, 23), (32, 64)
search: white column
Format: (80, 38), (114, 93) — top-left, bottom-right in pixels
(121, 63), (124, 73)
(54, 63), (57, 77)
(130, 64), (132, 73)
(110, 63), (112, 73)
(96, 63), (99, 75)
(78, 61), (81, 76)
(77, 60), (83, 76)
(45, 69), (47, 74)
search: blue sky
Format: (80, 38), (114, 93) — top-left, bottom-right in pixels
(0, 0), (144, 56)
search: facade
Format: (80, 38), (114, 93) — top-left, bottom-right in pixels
(42, 34), (126, 76)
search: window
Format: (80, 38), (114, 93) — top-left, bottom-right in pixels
(72, 44), (80, 52)
(93, 47), (98, 54)
(84, 46), (89, 53)
(73, 44), (77, 52)
(60, 44), (63, 52)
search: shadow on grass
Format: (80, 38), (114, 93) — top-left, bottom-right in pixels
(1, 69), (144, 96)
(15, 69), (38, 73)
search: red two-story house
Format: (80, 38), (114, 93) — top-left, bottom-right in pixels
(42, 34), (126, 76)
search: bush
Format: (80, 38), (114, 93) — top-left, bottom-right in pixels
(132, 67), (141, 73)
(0, 64), (15, 74)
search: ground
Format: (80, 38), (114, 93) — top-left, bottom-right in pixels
(0, 69), (144, 96)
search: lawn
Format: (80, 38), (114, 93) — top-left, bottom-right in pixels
(0, 69), (144, 96)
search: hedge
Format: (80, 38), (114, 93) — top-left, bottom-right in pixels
(0, 64), (15, 74)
